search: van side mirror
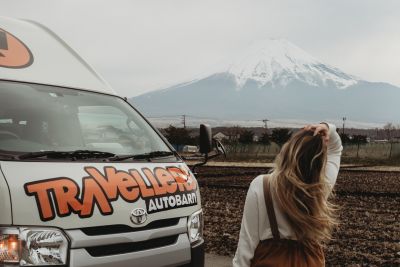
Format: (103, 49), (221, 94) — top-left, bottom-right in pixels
(199, 124), (212, 154)
(192, 124), (227, 174)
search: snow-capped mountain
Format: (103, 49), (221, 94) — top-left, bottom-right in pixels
(131, 39), (400, 126)
(225, 39), (357, 89)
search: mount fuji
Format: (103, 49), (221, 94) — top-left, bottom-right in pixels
(131, 39), (400, 125)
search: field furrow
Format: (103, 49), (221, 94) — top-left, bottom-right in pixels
(198, 166), (400, 266)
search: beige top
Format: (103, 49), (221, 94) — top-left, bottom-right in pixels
(233, 123), (343, 267)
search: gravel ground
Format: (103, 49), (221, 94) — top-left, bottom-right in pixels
(197, 166), (400, 266)
(205, 253), (232, 267)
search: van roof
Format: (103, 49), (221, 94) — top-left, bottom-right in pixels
(0, 16), (116, 95)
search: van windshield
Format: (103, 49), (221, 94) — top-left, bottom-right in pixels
(0, 81), (173, 159)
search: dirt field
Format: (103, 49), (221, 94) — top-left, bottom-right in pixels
(196, 166), (400, 266)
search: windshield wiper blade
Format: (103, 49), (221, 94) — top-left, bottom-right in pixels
(107, 151), (175, 161)
(17, 150), (115, 160)
(0, 152), (18, 160)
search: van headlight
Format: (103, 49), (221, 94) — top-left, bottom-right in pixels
(187, 210), (204, 247)
(0, 227), (68, 266)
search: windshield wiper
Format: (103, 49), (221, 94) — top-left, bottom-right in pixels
(17, 150), (116, 160)
(0, 151), (18, 160)
(107, 151), (176, 162)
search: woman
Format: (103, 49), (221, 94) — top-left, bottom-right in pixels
(233, 123), (342, 267)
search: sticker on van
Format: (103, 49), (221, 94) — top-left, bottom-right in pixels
(0, 28), (34, 68)
(24, 166), (198, 222)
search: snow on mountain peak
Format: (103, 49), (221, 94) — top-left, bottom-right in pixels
(226, 39), (358, 89)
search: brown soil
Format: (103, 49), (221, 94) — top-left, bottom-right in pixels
(196, 166), (400, 266)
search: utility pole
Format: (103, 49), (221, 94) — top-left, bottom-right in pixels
(181, 115), (186, 129)
(342, 117), (346, 135)
(262, 119), (269, 129)
(261, 119), (269, 134)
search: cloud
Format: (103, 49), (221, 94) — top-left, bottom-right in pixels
(1, 0), (399, 96)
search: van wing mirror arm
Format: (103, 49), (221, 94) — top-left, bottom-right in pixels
(191, 139), (226, 174)
(191, 154), (208, 174)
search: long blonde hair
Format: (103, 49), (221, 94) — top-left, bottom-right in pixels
(270, 129), (338, 249)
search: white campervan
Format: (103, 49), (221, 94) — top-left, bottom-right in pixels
(0, 17), (221, 267)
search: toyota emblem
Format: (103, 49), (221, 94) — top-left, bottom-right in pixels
(130, 208), (148, 225)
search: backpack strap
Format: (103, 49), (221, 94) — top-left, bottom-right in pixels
(263, 175), (280, 240)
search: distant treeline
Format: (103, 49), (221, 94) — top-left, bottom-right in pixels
(160, 123), (400, 151)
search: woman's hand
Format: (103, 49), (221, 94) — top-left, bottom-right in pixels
(303, 123), (330, 144)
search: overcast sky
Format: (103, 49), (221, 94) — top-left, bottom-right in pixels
(1, 0), (399, 97)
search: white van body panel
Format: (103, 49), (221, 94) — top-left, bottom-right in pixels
(0, 166), (12, 224)
(0, 16), (205, 266)
(0, 161), (200, 229)
(0, 16), (115, 95)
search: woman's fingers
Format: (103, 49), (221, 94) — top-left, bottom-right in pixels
(304, 124), (328, 134)
(303, 124), (316, 131)
(313, 126), (324, 136)
(305, 124), (328, 135)
(303, 123), (330, 144)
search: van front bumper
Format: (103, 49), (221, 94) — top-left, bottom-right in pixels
(69, 233), (191, 267)
(69, 234), (205, 267)
(66, 217), (205, 267)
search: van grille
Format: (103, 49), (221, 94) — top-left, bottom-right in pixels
(85, 235), (179, 257)
(80, 218), (180, 236)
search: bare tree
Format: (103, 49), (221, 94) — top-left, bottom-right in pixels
(383, 123), (396, 141)
(225, 125), (241, 142)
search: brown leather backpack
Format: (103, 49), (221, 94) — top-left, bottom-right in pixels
(250, 176), (325, 267)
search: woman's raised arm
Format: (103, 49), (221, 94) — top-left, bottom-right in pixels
(324, 123), (343, 188)
(303, 123), (343, 187)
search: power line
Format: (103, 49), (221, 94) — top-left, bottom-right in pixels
(147, 115), (182, 119)
(147, 114), (313, 128)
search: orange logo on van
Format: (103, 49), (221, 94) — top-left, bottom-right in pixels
(24, 166), (198, 222)
(0, 28), (34, 68)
